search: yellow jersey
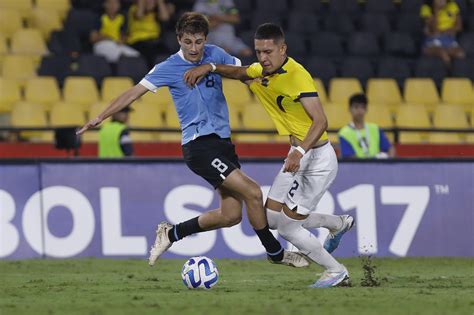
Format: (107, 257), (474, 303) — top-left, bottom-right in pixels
(420, 2), (460, 31)
(99, 14), (125, 42)
(127, 5), (160, 45)
(246, 57), (328, 142)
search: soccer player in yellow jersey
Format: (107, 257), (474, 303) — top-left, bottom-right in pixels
(185, 23), (355, 288)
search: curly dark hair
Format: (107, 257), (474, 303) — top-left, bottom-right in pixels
(175, 12), (209, 39)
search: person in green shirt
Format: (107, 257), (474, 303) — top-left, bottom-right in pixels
(338, 94), (395, 159)
(98, 106), (134, 158)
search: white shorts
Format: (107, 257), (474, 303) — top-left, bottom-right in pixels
(267, 142), (338, 216)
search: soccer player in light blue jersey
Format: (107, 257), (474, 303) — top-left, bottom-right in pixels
(77, 12), (308, 268)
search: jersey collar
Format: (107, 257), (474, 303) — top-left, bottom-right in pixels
(264, 57), (289, 76)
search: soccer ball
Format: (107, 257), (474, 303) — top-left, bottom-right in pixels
(181, 256), (219, 289)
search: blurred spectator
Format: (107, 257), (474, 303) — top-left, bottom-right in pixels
(98, 106), (134, 158)
(90, 0), (140, 63)
(127, 0), (174, 66)
(338, 94), (395, 159)
(193, 0), (252, 57)
(421, 0), (465, 66)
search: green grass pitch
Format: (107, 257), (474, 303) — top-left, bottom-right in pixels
(1, 257), (473, 315)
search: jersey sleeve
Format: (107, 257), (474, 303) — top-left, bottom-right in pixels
(246, 62), (263, 79)
(420, 4), (432, 18)
(339, 136), (355, 158)
(287, 69), (318, 101)
(448, 2), (460, 15)
(379, 129), (391, 152)
(212, 45), (241, 66)
(139, 62), (174, 93)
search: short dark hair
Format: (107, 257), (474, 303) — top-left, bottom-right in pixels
(254, 23), (285, 43)
(349, 93), (368, 108)
(175, 12), (209, 39)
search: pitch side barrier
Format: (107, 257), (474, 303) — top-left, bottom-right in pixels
(1, 127), (474, 144)
(0, 158), (472, 260)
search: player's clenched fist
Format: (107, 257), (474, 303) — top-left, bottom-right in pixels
(184, 64), (212, 87)
(76, 117), (103, 135)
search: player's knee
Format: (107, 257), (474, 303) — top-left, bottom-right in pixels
(246, 183), (263, 204)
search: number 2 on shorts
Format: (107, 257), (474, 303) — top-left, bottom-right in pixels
(288, 180), (299, 197)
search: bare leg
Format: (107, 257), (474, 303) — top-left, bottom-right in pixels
(220, 169), (268, 230)
(197, 186), (243, 230)
(424, 46), (451, 66)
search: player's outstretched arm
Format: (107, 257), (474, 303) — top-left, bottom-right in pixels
(184, 64), (250, 87)
(76, 84), (148, 135)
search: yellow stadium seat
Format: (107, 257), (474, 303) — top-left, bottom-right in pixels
(35, 0), (70, 20)
(29, 9), (62, 40)
(396, 104), (431, 143)
(236, 102), (276, 142)
(63, 77), (99, 111)
(11, 29), (48, 55)
(0, 9), (23, 41)
(0, 33), (7, 54)
(223, 78), (252, 111)
(328, 78), (363, 105)
(161, 103), (182, 141)
(314, 78), (328, 104)
(129, 102), (163, 141)
(101, 77), (134, 102)
(0, 78), (21, 113)
(430, 104), (469, 143)
(10, 101), (50, 141)
(324, 104), (352, 130)
(0, 0), (33, 20)
(404, 78), (440, 112)
(428, 133), (463, 144)
(82, 102), (108, 141)
(366, 78), (402, 112)
(49, 102), (85, 127)
(227, 103), (242, 129)
(441, 78), (474, 105)
(366, 105), (394, 128)
(2, 55), (36, 83)
(24, 77), (60, 112)
(139, 86), (174, 108)
(466, 133), (474, 144)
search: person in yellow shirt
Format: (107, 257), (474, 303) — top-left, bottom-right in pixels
(184, 23), (354, 288)
(127, 0), (173, 66)
(420, 0), (465, 66)
(90, 0), (140, 63)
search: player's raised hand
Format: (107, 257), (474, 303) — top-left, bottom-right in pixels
(283, 150), (303, 173)
(184, 64), (212, 87)
(76, 117), (103, 135)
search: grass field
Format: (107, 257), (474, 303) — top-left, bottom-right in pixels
(1, 257), (473, 315)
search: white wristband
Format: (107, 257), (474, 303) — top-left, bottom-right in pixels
(209, 63), (216, 72)
(295, 146), (306, 155)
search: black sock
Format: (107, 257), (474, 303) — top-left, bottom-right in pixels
(168, 217), (204, 243)
(254, 225), (284, 261)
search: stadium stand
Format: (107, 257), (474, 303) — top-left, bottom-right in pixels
(0, 0), (473, 146)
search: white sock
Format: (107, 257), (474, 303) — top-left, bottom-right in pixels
(302, 213), (343, 231)
(278, 211), (343, 272)
(266, 208), (281, 230)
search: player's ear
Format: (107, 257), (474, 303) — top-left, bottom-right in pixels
(280, 42), (287, 55)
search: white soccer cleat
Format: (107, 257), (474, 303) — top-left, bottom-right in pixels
(324, 215), (355, 253)
(309, 265), (351, 288)
(269, 250), (310, 268)
(148, 221), (173, 266)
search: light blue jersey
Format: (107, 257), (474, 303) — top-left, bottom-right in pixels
(139, 44), (241, 144)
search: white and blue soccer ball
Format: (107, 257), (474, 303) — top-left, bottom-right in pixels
(181, 256), (219, 289)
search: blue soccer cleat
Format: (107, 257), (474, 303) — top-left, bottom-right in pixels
(309, 266), (350, 288)
(324, 215), (355, 253)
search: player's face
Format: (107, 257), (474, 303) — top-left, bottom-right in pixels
(178, 33), (207, 63)
(254, 39), (287, 74)
(350, 103), (367, 122)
